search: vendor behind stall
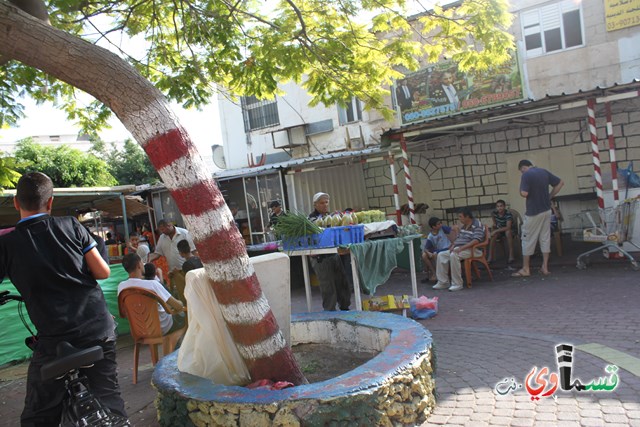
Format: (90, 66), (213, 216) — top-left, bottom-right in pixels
(308, 192), (351, 311)
(268, 200), (284, 227)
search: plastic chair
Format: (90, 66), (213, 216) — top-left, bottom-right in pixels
(118, 287), (187, 384)
(463, 227), (494, 288)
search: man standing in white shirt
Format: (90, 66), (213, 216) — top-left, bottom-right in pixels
(148, 219), (196, 272)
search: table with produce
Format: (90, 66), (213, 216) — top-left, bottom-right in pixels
(272, 210), (422, 311)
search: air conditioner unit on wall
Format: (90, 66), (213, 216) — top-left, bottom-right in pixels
(272, 127), (307, 148)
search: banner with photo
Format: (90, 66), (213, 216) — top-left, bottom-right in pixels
(394, 52), (526, 125)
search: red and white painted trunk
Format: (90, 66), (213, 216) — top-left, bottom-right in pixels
(0, 3), (306, 385)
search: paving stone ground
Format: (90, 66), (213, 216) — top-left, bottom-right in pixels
(1, 240), (639, 426)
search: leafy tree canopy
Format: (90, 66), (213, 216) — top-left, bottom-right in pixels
(14, 138), (117, 187)
(1, 0), (513, 132)
(0, 152), (21, 190)
(92, 138), (161, 185)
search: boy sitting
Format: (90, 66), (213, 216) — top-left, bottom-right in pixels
(487, 199), (515, 264)
(421, 217), (454, 282)
(118, 253), (186, 335)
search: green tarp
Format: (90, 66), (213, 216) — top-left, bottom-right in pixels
(0, 264), (130, 367)
(347, 235), (423, 295)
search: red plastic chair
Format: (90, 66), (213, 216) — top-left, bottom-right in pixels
(118, 287), (187, 384)
(463, 227), (494, 288)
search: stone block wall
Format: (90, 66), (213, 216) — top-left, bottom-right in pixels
(363, 98), (640, 220)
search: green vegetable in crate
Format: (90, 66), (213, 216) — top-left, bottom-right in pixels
(341, 213), (351, 226)
(272, 211), (323, 245)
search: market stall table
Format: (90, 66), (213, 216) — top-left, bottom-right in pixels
(285, 235), (421, 312)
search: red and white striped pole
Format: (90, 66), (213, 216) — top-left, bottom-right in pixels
(587, 99), (605, 224)
(605, 102), (620, 205)
(399, 135), (415, 224)
(388, 152), (402, 224)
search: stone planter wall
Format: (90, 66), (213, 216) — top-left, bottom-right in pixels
(153, 311), (435, 426)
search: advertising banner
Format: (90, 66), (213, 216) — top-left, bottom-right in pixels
(395, 51), (526, 125)
(605, 0), (640, 31)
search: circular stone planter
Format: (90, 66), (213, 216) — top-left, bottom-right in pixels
(153, 311), (435, 426)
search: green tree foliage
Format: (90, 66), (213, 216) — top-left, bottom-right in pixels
(0, 152), (21, 190)
(14, 138), (117, 187)
(106, 139), (160, 185)
(0, 0), (513, 132)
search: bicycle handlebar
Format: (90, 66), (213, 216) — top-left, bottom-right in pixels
(0, 290), (23, 305)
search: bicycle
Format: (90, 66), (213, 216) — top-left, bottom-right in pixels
(0, 290), (130, 427)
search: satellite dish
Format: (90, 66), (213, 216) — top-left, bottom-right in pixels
(212, 145), (227, 169)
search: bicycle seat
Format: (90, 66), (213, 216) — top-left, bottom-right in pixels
(40, 342), (104, 381)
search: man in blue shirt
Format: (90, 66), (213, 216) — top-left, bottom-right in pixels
(421, 217), (453, 282)
(512, 160), (564, 278)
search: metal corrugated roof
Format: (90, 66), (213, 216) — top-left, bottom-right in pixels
(0, 186), (148, 226)
(213, 146), (397, 180)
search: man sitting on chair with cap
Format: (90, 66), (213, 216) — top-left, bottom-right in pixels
(308, 192), (351, 311)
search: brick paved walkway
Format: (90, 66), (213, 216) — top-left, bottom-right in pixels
(407, 261), (640, 426)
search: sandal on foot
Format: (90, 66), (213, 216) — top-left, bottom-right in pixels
(511, 270), (530, 278)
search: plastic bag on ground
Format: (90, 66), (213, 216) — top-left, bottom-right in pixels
(409, 296), (438, 320)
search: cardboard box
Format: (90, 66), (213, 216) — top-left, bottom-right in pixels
(362, 295), (410, 312)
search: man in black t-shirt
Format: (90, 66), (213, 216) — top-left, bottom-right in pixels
(0, 172), (127, 425)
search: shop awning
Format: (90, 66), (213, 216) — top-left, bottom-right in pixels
(214, 146), (401, 180)
(0, 185), (150, 227)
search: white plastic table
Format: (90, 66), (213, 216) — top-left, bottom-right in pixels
(286, 238), (418, 312)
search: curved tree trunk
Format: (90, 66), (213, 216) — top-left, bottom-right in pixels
(0, 2), (306, 385)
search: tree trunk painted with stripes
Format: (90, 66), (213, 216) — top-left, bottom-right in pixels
(0, 3), (306, 385)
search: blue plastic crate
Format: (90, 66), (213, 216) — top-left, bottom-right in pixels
(282, 234), (321, 250)
(336, 225), (365, 245)
(281, 229), (337, 250)
(281, 225), (364, 250)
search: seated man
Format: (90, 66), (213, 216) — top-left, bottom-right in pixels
(487, 199), (515, 264)
(433, 208), (485, 292)
(421, 217), (453, 283)
(118, 253), (185, 335)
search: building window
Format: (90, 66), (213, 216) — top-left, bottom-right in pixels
(338, 97), (363, 125)
(521, 1), (583, 57)
(241, 96), (279, 131)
